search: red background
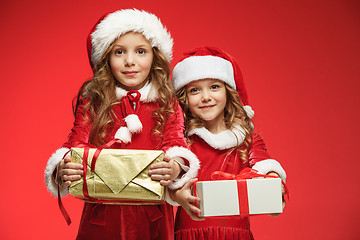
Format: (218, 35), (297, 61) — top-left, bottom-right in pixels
(0, 0), (359, 239)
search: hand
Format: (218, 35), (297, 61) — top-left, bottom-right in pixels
(57, 156), (84, 187)
(149, 156), (181, 186)
(170, 178), (205, 221)
(266, 171), (286, 217)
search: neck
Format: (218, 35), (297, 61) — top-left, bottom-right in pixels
(205, 118), (227, 134)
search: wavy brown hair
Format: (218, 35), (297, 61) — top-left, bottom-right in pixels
(73, 41), (177, 146)
(176, 84), (253, 163)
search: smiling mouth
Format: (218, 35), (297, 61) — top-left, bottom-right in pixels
(122, 71), (138, 77)
(199, 105), (215, 109)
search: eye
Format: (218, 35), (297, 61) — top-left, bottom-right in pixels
(137, 49), (146, 55)
(114, 49), (125, 55)
(210, 84), (220, 90)
(188, 87), (199, 94)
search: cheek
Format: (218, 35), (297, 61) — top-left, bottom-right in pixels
(109, 57), (121, 71)
(188, 96), (199, 112)
(141, 56), (153, 72)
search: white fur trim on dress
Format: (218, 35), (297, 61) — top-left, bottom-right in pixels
(91, 9), (173, 66)
(44, 147), (70, 197)
(243, 105), (255, 119)
(189, 124), (246, 150)
(252, 159), (287, 182)
(114, 126), (132, 144)
(125, 114), (143, 133)
(115, 82), (158, 102)
(164, 187), (180, 206)
(172, 55), (235, 91)
(165, 146), (200, 190)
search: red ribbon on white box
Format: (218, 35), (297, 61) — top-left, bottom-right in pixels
(194, 167), (288, 217)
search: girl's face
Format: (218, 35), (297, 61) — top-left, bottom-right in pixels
(109, 32), (153, 91)
(186, 79), (227, 133)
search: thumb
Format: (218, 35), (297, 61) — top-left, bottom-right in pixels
(185, 178), (198, 189)
(64, 156), (72, 163)
(163, 155), (171, 162)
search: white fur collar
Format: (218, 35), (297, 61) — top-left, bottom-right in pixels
(115, 82), (158, 102)
(188, 124), (246, 150)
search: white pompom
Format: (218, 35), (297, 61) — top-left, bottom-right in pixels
(114, 126), (132, 144)
(243, 105), (255, 119)
(125, 114), (143, 133)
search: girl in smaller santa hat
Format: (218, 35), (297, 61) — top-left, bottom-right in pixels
(44, 9), (199, 240)
(170, 46), (287, 240)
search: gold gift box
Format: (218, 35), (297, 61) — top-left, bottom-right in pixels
(69, 148), (165, 204)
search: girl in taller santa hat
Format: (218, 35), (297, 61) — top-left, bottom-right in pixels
(170, 46), (287, 239)
(44, 9), (199, 240)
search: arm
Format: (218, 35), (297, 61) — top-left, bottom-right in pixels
(149, 102), (200, 204)
(249, 133), (287, 214)
(44, 98), (92, 197)
(250, 133), (287, 182)
(169, 178), (204, 221)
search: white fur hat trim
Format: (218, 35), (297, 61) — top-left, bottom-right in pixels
(172, 55), (235, 91)
(91, 9), (173, 66)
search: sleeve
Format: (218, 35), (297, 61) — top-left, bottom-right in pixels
(161, 102), (200, 190)
(249, 133), (287, 182)
(44, 98), (93, 197)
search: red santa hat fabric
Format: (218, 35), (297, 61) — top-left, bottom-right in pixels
(87, 9), (173, 69)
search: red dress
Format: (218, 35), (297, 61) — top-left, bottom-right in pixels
(44, 84), (199, 240)
(174, 126), (285, 240)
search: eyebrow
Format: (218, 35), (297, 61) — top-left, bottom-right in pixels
(113, 44), (151, 48)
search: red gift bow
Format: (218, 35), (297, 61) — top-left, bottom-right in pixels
(194, 167), (288, 217)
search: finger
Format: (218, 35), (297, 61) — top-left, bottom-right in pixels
(150, 162), (170, 170)
(63, 174), (82, 182)
(185, 195), (201, 203)
(63, 156), (72, 163)
(151, 174), (170, 181)
(63, 168), (84, 176)
(149, 168), (171, 176)
(63, 180), (74, 187)
(160, 179), (171, 186)
(184, 178), (198, 189)
(266, 172), (280, 178)
(188, 204), (202, 214)
(163, 155), (171, 162)
(184, 208), (205, 221)
(64, 162), (84, 170)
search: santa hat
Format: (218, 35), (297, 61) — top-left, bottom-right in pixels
(87, 9), (173, 69)
(172, 46), (254, 119)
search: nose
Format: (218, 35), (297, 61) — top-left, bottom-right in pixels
(124, 53), (135, 66)
(201, 90), (212, 102)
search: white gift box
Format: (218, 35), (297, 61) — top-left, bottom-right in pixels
(195, 178), (283, 217)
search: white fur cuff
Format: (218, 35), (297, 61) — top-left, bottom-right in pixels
(252, 159), (287, 182)
(165, 146), (200, 189)
(44, 147), (70, 197)
(164, 187), (180, 206)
